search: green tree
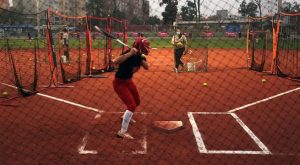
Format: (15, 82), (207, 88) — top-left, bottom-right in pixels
(130, 17), (143, 25)
(160, 0), (178, 25)
(192, 0), (201, 21)
(291, 2), (300, 13)
(197, 0), (200, 21)
(180, 0), (197, 21)
(238, 0), (248, 16)
(253, 0), (262, 17)
(111, 8), (126, 19)
(86, 0), (105, 17)
(247, 1), (258, 17)
(146, 16), (161, 25)
(282, 2), (292, 12)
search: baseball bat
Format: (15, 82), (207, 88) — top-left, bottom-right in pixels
(94, 26), (130, 48)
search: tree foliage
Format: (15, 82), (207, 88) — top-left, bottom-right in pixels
(180, 0), (197, 21)
(238, 0), (248, 16)
(238, 0), (258, 17)
(130, 17), (143, 25)
(192, 0), (201, 21)
(86, 0), (106, 17)
(111, 8), (126, 19)
(253, 0), (262, 17)
(283, 1), (300, 13)
(160, 0), (178, 25)
(292, 2), (300, 12)
(146, 16), (161, 25)
(247, 1), (258, 17)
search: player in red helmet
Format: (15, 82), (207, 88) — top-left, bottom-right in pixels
(113, 36), (150, 138)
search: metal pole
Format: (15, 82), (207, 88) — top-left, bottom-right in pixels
(36, 0), (40, 38)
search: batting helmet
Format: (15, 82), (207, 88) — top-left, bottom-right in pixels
(133, 38), (150, 55)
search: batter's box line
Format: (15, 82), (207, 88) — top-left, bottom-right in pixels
(78, 132), (98, 155)
(78, 130), (148, 155)
(100, 112), (152, 115)
(187, 112), (271, 155)
(78, 113), (148, 155)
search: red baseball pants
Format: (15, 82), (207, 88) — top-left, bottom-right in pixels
(113, 78), (140, 112)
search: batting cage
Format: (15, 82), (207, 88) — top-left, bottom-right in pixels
(0, 8), (51, 103)
(247, 16), (274, 73)
(175, 22), (209, 72)
(275, 12), (300, 79)
(1, 1), (300, 164)
(46, 9), (88, 83)
(88, 16), (109, 73)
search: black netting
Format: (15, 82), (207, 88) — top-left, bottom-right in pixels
(47, 10), (87, 83)
(276, 13), (300, 79)
(89, 16), (108, 73)
(1, 1), (300, 164)
(248, 16), (274, 72)
(0, 8), (50, 102)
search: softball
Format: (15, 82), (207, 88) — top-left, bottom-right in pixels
(92, 66), (96, 70)
(261, 79), (267, 83)
(2, 91), (9, 97)
(94, 114), (101, 119)
(202, 82), (208, 87)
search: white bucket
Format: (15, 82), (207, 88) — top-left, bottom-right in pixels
(61, 55), (67, 63)
(187, 62), (195, 72)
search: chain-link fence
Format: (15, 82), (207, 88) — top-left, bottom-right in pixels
(0, 0), (300, 164)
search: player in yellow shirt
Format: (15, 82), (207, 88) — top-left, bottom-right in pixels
(171, 28), (187, 73)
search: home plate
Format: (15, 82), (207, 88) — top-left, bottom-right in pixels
(153, 121), (184, 132)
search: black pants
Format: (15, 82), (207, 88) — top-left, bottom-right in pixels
(63, 45), (70, 61)
(174, 47), (185, 68)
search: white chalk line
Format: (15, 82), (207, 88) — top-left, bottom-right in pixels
(188, 112), (207, 153)
(2, 82), (149, 155)
(230, 113), (271, 154)
(188, 112), (271, 155)
(79, 113), (148, 155)
(1, 82), (105, 113)
(204, 150), (269, 155)
(187, 87), (300, 155)
(190, 112), (230, 115)
(78, 132), (98, 155)
(228, 87), (300, 113)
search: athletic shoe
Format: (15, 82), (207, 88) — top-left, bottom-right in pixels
(117, 130), (125, 138)
(174, 68), (178, 73)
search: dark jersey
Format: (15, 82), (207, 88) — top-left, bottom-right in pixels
(115, 51), (145, 79)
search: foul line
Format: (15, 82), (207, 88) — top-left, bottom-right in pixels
(1, 83), (105, 113)
(228, 87), (300, 113)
